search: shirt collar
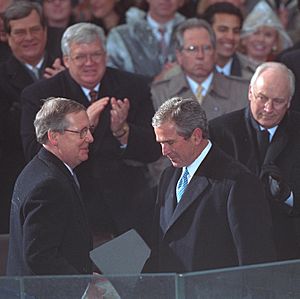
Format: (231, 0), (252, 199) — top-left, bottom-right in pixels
(215, 58), (233, 76)
(185, 140), (212, 183)
(186, 73), (214, 97)
(259, 125), (278, 142)
(81, 83), (100, 101)
(147, 13), (174, 43)
(25, 57), (44, 71)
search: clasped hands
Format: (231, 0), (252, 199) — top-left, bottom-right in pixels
(87, 96), (130, 142)
(260, 163), (291, 203)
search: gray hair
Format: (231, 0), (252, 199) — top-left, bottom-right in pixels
(175, 18), (216, 51)
(61, 22), (106, 56)
(34, 97), (86, 145)
(4, 0), (46, 34)
(152, 97), (209, 139)
(250, 62), (295, 100)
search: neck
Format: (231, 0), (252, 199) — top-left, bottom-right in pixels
(217, 55), (231, 67)
(101, 11), (120, 31)
(48, 19), (69, 28)
(148, 11), (174, 25)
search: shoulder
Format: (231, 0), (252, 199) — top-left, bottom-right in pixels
(22, 70), (67, 93)
(209, 108), (245, 128)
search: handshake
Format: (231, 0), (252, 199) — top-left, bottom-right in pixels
(260, 163), (291, 203)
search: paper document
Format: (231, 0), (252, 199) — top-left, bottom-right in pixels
(90, 229), (150, 275)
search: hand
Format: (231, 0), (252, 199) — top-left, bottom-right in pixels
(260, 163), (291, 202)
(43, 58), (66, 79)
(86, 97), (110, 128)
(110, 97), (130, 133)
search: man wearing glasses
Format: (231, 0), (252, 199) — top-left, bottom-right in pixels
(21, 22), (161, 247)
(7, 97), (94, 275)
(209, 62), (300, 261)
(149, 18), (249, 185)
(151, 18), (249, 120)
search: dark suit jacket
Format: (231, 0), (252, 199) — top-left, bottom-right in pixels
(6, 147), (93, 276)
(144, 145), (276, 273)
(209, 107), (300, 260)
(278, 49), (300, 112)
(21, 68), (161, 239)
(0, 53), (55, 234)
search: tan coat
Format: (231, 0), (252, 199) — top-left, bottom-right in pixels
(150, 69), (250, 185)
(151, 69), (249, 120)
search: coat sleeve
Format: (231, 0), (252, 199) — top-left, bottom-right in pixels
(227, 171), (277, 265)
(22, 178), (79, 274)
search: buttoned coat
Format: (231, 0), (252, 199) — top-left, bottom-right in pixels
(151, 69), (249, 120)
(144, 145), (276, 273)
(6, 147), (93, 276)
(209, 107), (300, 260)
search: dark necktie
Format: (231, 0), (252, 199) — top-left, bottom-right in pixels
(257, 129), (270, 165)
(158, 26), (167, 63)
(89, 90), (98, 103)
(73, 172), (80, 189)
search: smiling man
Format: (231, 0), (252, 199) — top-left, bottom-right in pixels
(21, 22), (161, 246)
(143, 96), (276, 273)
(209, 62), (300, 261)
(0, 0), (61, 234)
(202, 2), (258, 79)
(7, 98), (94, 275)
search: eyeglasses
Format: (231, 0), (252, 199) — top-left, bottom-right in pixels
(181, 45), (213, 55)
(10, 25), (43, 39)
(70, 51), (104, 65)
(252, 89), (289, 109)
(64, 126), (95, 139)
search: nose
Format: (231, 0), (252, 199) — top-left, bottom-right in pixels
(85, 129), (94, 143)
(264, 99), (274, 112)
(161, 143), (171, 156)
(195, 47), (204, 59)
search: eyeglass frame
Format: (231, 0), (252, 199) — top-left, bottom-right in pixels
(251, 87), (290, 109)
(10, 25), (44, 39)
(181, 44), (214, 56)
(69, 50), (105, 65)
(64, 126), (95, 139)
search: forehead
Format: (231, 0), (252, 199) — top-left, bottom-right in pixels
(254, 69), (290, 98)
(69, 39), (104, 53)
(65, 110), (89, 126)
(182, 27), (212, 45)
(213, 13), (241, 27)
(9, 9), (41, 28)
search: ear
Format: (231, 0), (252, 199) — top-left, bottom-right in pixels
(47, 130), (60, 146)
(248, 85), (253, 102)
(191, 127), (203, 145)
(176, 49), (182, 65)
(63, 55), (70, 68)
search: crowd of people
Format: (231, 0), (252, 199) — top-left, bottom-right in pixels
(1, 0), (300, 276)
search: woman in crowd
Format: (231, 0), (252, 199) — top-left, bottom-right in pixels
(240, 0), (292, 62)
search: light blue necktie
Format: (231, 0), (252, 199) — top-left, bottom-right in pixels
(176, 168), (189, 202)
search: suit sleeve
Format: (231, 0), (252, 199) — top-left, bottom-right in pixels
(228, 171), (277, 264)
(22, 178), (79, 274)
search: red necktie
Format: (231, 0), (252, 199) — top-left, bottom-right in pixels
(89, 90), (97, 103)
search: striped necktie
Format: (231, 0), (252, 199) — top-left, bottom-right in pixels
(89, 90), (98, 103)
(176, 168), (189, 202)
(196, 85), (204, 104)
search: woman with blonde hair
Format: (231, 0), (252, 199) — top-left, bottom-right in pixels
(240, 0), (292, 62)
